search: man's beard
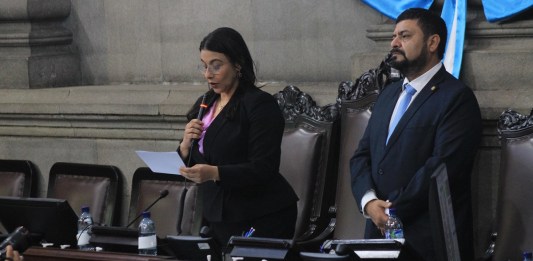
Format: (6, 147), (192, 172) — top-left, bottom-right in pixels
(389, 45), (428, 76)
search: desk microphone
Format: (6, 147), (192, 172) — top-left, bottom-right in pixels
(126, 189), (169, 228)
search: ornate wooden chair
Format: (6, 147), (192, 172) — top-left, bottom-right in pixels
(223, 57), (397, 258)
(297, 56), (407, 259)
(330, 55), (399, 240)
(224, 88), (341, 258)
(275, 85), (341, 244)
(294, 55), (399, 249)
(488, 109), (533, 261)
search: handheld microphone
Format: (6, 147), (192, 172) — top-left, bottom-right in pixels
(126, 189), (169, 228)
(0, 226), (29, 259)
(187, 93), (208, 167)
(180, 91), (208, 233)
(196, 93), (208, 121)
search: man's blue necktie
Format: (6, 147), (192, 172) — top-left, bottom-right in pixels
(387, 84), (417, 144)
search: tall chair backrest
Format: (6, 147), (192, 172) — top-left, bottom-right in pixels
(0, 159), (40, 197)
(275, 85), (340, 241)
(333, 93), (377, 239)
(128, 167), (202, 238)
(47, 162), (123, 226)
(332, 55), (398, 239)
(493, 109), (533, 261)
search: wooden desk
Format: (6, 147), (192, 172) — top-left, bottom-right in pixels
(23, 247), (175, 261)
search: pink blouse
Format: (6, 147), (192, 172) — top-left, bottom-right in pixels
(198, 101), (218, 154)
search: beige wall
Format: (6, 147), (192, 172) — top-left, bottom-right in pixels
(64, 0), (384, 85)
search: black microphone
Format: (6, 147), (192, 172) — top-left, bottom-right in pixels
(196, 93), (208, 120)
(0, 226), (29, 259)
(126, 189), (169, 228)
(187, 93), (208, 167)
(179, 91), (209, 233)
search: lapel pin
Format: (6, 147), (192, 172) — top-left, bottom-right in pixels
(431, 86), (437, 92)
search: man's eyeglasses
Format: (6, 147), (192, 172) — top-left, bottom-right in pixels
(197, 63), (224, 75)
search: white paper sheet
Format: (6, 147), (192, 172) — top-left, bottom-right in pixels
(135, 151), (185, 175)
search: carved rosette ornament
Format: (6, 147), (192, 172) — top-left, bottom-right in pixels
(336, 53), (400, 103)
(498, 108), (533, 133)
(274, 85), (339, 122)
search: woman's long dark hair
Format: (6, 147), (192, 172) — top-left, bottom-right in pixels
(188, 27), (257, 120)
(199, 27), (257, 89)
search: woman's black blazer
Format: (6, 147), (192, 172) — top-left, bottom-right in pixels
(185, 86), (298, 223)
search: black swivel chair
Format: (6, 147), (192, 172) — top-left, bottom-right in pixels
(89, 167), (202, 255)
(0, 159), (40, 237)
(47, 162), (123, 226)
(0, 159), (40, 197)
(128, 167), (202, 237)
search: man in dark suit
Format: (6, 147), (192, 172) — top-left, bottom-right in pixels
(350, 8), (481, 260)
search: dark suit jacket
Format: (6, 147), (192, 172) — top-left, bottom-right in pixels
(186, 86), (298, 223)
(350, 66), (481, 260)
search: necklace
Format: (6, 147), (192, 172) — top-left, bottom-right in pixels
(217, 101), (227, 112)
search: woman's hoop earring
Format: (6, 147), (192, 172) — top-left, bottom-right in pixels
(237, 70), (242, 79)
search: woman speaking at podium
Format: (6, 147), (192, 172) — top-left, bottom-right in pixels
(178, 27), (298, 248)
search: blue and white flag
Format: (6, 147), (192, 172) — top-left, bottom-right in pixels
(482, 0), (533, 22)
(441, 0), (466, 78)
(360, 0), (433, 19)
(361, 0), (464, 77)
(361, 0), (532, 77)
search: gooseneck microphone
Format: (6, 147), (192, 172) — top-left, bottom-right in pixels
(126, 189), (169, 228)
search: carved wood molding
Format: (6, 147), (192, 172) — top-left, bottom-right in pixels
(498, 108), (533, 135)
(274, 85), (339, 122)
(337, 54), (400, 103)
